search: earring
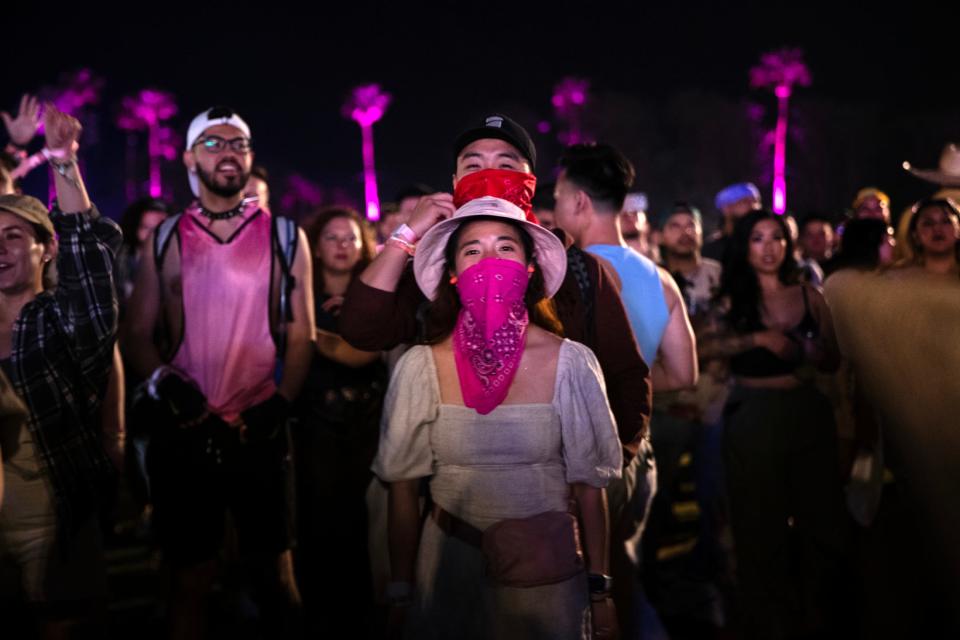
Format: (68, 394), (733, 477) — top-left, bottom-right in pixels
(449, 275), (458, 285)
(527, 264), (535, 274)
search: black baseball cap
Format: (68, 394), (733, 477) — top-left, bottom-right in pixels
(453, 114), (537, 170)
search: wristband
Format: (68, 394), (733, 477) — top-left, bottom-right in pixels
(386, 236), (416, 256)
(393, 223), (419, 244)
(9, 150), (47, 181)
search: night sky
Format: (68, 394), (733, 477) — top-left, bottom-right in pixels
(4, 3), (951, 224)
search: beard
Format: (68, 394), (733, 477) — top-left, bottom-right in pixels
(665, 244), (697, 259)
(196, 161), (249, 199)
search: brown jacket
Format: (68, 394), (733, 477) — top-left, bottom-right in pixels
(339, 235), (652, 456)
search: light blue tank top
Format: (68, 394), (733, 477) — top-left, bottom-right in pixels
(586, 244), (669, 364)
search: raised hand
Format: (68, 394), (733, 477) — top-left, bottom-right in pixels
(406, 192), (456, 239)
(1, 94), (41, 146)
(42, 103), (82, 156)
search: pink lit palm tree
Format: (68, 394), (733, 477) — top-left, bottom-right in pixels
(343, 84), (391, 221)
(750, 49), (811, 214)
(45, 68), (104, 117)
(40, 69), (104, 202)
(117, 89), (179, 198)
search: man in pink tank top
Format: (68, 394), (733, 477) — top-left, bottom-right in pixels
(123, 107), (315, 638)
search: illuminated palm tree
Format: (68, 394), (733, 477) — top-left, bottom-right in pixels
(117, 89), (179, 199)
(343, 84), (391, 221)
(750, 49), (811, 214)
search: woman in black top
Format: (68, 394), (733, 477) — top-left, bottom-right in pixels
(294, 206), (387, 636)
(700, 210), (845, 639)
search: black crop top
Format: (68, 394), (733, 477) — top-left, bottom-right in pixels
(729, 287), (818, 377)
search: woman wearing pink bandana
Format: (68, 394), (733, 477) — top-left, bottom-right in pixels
(373, 196), (623, 640)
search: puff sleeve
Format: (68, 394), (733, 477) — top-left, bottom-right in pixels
(371, 345), (439, 482)
(554, 340), (623, 487)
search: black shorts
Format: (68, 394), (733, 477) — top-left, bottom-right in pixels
(147, 418), (295, 567)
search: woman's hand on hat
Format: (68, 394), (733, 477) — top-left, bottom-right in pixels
(407, 192), (455, 239)
(1, 94), (41, 147)
(42, 103), (82, 156)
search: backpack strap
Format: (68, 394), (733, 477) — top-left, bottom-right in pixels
(271, 216), (299, 385)
(566, 245), (595, 338)
(273, 215), (298, 323)
(153, 213), (182, 274)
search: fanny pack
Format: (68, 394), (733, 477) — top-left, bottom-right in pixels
(431, 505), (584, 588)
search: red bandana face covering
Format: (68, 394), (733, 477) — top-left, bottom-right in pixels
(453, 258), (530, 415)
(453, 169), (540, 224)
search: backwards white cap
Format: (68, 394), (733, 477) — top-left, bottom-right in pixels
(185, 106), (252, 196)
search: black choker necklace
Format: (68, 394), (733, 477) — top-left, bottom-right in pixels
(200, 201), (245, 221)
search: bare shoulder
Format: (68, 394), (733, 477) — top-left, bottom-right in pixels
(292, 227), (311, 273)
(799, 281), (827, 306)
(429, 336), (453, 358)
(657, 266), (682, 308)
(804, 282), (833, 321)
(527, 325), (564, 353)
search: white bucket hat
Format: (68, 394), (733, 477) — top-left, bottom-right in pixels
(413, 196), (567, 301)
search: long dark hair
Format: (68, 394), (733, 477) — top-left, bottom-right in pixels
(719, 210), (800, 331)
(423, 216), (564, 343)
(830, 218), (889, 272)
(119, 197), (170, 252)
(305, 206), (377, 298)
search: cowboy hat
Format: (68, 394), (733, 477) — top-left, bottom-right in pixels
(903, 144), (960, 187)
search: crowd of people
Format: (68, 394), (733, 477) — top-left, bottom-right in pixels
(0, 93), (957, 640)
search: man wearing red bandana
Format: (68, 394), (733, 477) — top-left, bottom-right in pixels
(339, 113), (656, 637)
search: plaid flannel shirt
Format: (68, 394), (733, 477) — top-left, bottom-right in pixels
(8, 205), (121, 531)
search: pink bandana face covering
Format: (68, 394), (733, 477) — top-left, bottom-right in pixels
(453, 258), (530, 415)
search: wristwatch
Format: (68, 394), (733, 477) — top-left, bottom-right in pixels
(587, 573), (613, 595)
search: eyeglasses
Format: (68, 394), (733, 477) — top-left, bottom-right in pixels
(195, 135), (252, 154)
